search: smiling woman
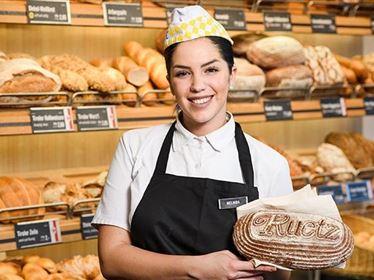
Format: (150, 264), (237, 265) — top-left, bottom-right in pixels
(92, 5), (293, 280)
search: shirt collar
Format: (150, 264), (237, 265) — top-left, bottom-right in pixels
(173, 112), (235, 152)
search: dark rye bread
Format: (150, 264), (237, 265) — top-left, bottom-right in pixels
(233, 210), (354, 270)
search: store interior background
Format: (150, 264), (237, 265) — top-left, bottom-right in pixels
(0, 20), (374, 280)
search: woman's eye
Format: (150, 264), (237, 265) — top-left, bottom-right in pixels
(175, 71), (189, 77)
(205, 67), (219, 73)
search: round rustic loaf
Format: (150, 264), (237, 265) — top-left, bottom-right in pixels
(233, 210), (354, 270)
(246, 36), (305, 69)
(0, 177), (45, 223)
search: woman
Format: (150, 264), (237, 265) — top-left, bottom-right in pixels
(93, 5), (293, 279)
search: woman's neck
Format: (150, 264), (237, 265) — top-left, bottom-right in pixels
(180, 112), (228, 137)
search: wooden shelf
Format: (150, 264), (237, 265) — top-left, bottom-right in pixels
(0, 1), (373, 35)
(0, 98), (368, 136)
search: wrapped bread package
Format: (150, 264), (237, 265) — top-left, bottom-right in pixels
(233, 185), (354, 270)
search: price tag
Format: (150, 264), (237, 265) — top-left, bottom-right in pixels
(346, 181), (372, 202)
(80, 214), (98, 240)
(30, 107), (74, 133)
(264, 100), (293, 121)
(263, 12), (292, 32)
(15, 219), (61, 249)
(317, 184), (345, 204)
(76, 106), (118, 131)
(364, 96), (374, 115)
(26, 0), (71, 25)
(320, 97), (347, 118)
(214, 8), (246, 30)
(103, 3), (143, 27)
(311, 14), (336, 33)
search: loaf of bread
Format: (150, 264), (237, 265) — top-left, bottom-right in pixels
(266, 65), (313, 88)
(246, 36), (305, 69)
(232, 33), (267, 57)
(0, 58), (61, 93)
(57, 255), (101, 279)
(231, 58), (265, 93)
(317, 143), (356, 174)
(99, 66), (127, 91)
(233, 210), (354, 270)
(0, 177), (45, 223)
(350, 133), (374, 164)
(304, 46), (345, 86)
(22, 263), (49, 280)
(0, 262), (21, 275)
(335, 54), (370, 82)
(325, 132), (373, 169)
(112, 56), (148, 87)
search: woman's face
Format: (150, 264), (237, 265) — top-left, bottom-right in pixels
(168, 38), (236, 134)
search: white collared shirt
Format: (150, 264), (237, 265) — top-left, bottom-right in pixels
(92, 113), (293, 231)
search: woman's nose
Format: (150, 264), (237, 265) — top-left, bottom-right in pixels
(190, 74), (205, 93)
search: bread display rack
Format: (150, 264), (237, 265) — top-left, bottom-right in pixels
(0, 0), (373, 34)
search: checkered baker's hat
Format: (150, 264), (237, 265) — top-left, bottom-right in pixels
(164, 5), (233, 50)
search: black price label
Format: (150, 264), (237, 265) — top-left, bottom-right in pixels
(364, 96), (374, 115)
(76, 106), (118, 131)
(80, 214), (98, 240)
(30, 107), (74, 133)
(103, 3), (143, 27)
(263, 12), (292, 32)
(15, 219), (61, 249)
(264, 100), (293, 121)
(214, 8), (246, 30)
(26, 0), (71, 24)
(320, 97), (347, 118)
(311, 14), (336, 33)
(346, 181), (372, 202)
(317, 184), (345, 204)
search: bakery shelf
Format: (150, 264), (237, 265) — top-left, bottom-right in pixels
(0, 0), (373, 35)
(0, 97), (368, 136)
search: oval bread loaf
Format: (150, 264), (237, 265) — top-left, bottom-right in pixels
(233, 210), (354, 270)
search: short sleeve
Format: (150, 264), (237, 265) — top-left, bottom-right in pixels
(92, 133), (134, 231)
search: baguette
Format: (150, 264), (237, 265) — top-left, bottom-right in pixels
(138, 81), (157, 106)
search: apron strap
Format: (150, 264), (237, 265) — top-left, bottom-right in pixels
(153, 121), (176, 175)
(153, 121), (255, 188)
(234, 122), (255, 187)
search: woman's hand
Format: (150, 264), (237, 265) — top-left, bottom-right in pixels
(189, 250), (277, 280)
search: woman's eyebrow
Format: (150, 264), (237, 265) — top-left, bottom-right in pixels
(173, 59), (220, 70)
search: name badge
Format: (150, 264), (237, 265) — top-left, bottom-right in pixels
(218, 196), (248, 210)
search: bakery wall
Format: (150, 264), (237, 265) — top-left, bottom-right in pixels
(0, 24), (366, 175)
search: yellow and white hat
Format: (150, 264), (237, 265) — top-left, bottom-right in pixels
(164, 5), (233, 50)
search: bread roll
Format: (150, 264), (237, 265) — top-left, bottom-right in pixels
(266, 65), (313, 88)
(0, 274), (24, 280)
(121, 83), (137, 107)
(232, 33), (267, 57)
(335, 54), (370, 82)
(22, 263), (49, 280)
(123, 41), (143, 58)
(233, 210), (354, 270)
(0, 58), (61, 93)
(340, 65), (357, 84)
(246, 36), (305, 69)
(23, 256), (40, 264)
(90, 58), (113, 68)
(100, 67), (127, 91)
(232, 57), (265, 93)
(138, 81), (157, 106)
(0, 262), (20, 275)
(112, 56), (148, 87)
(0, 177), (45, 223)
(317, 143), (356, 174)
(37, 257), (57, 274)
(57, 255), (100, 279)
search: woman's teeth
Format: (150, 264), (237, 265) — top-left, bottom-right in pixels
(191, 96), (212, 104)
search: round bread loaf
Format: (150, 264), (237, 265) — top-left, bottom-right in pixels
(246, 36), (305, 69)
(233, 210), (354, 270)
(0, 177), (45, 223)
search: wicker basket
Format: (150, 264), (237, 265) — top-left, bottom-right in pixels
(328, 213), (374, 278)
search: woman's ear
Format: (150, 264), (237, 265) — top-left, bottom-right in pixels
(229, 65), (237, 88)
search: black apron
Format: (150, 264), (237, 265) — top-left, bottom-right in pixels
(131, 122), (258, 255)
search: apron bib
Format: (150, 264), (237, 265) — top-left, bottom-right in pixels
(131, 122), (258, 255)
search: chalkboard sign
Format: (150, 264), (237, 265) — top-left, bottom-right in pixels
(214, 8), (246, 30)
(320, 97), (346, 118)
(264, 100), (293, 121)
(346, 181), (372, 202)
(364, 96), (374, 115)
(30, 107), (74, 133)
(80, 214), (98, 240)
(26, 0), (70, 24)
(317, 184), (345, 204)
(311, 14), (336, 33)
(15, 219), (61, 249)
(264, 12), (292, 32)
(76, 106), (118, 131)
(103, 3), (143, 27)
